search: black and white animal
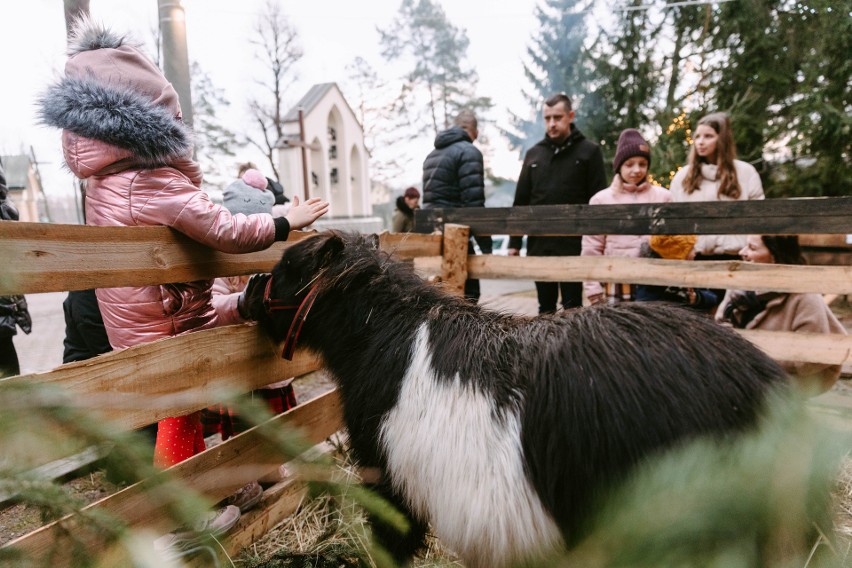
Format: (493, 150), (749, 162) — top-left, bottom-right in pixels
(250, 231), (788, 567)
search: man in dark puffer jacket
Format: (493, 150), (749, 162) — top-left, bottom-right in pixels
(422, 110), (492, 301)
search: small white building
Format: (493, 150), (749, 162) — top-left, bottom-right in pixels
(276, 83), (381, 232)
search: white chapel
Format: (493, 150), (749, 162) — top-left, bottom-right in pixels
(275, 83), (381, 232)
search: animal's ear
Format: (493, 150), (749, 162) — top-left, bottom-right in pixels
(366, 233), (380, 250)
(316, 232), (345, 266)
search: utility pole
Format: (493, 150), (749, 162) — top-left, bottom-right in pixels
(63, 0), (89, 35)
(63, 0), (90, 223)
(157, 0), (194, 128)
(298, 109), (310, 200)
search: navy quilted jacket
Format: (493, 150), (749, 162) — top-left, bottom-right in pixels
(422, 126), (485, 209)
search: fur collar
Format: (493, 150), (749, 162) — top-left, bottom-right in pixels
(39, 75), (193, 166)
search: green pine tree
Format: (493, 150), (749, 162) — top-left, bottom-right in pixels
(378, 0), (493, 139)
(505, 0), (596, 157)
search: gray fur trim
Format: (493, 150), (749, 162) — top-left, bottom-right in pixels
(39, 75), (193, 166)
(67, 14), (135, 55)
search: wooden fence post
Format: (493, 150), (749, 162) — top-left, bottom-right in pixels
(441, 224), (469, 297)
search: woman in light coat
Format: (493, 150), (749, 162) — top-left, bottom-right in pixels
(670, 112), (764, 260)
(717, 235), (847, 394)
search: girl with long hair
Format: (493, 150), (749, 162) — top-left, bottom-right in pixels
(670, 112), (765, 261)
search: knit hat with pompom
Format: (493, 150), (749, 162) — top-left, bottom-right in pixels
(241, 168), (268, 190)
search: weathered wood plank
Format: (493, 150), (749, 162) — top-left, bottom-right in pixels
(379, 230), (442, 259)
(414, 197), (852, 236)
(0, 445), (114, 507)
(190, 442), (338, 565)
(0, 224), (441, 295)
(738, 329), (852, 367)
(467, 255), (852, 294)
(3, 390), (343, 566)
(2, 324), (322, 431)
(799, 234), (852, 249)
(441, 224), (469, 296)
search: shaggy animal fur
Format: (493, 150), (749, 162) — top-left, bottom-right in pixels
(252, 231), (788, 567)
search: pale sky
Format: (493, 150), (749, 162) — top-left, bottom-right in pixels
(0, 0), (540, 201)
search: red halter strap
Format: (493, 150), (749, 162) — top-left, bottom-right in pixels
(262, 277), (299, 315)
(262, 277), (321, 361)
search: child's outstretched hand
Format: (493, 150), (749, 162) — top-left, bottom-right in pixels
(285, 195), (329, 230)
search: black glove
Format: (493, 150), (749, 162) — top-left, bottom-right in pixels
(12, 295), (31, 335)
(237, 273), (272, 320)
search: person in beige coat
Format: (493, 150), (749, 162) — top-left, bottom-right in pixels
(717, 235), (847, 394)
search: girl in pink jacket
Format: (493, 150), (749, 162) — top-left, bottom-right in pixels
(39, 18), (327, 468)
(581, 129), (671, 305)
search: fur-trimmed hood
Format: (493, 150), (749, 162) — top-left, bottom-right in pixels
(38, 16), (192, 169)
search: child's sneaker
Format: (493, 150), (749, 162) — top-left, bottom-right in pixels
(153, 505), (241, 558)
(226, 481), (263, 512)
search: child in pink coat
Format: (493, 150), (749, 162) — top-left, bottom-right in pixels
(39, 17), (328, 469)
(581, 129), (672, 305)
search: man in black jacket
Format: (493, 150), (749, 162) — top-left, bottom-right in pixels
(422, 110), (492, 301)
(423, 110), (491, 302)
(509, 93), (607, 313)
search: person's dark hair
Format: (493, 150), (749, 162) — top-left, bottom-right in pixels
(404, 186), (420, 199)
(237, 161), (258, 178)
(761, 235), (806, 265)
(544, 93), (572, 112)
(684, 112), (741, 199)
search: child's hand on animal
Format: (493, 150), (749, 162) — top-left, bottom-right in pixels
(285, 196), (329, 230)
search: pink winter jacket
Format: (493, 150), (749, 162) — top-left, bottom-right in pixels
(38, 26), (281, 351)
(581, 180), (672, 298)
(64, 132), (275, 349)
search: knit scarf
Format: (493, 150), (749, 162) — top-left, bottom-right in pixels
(621, 181), (650, 193)
(700, 163), (719, 181)
(614, 175), (650, 194)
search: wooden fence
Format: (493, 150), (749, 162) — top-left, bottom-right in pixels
(0, 196), (850, 565)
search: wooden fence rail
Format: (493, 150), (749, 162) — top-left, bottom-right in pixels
(414, 196), (852, 236)
(409, 255), (852, 294)
(5, 390), (343, 567)
(6, 326), (321, 432)
(0, 224), (441, 295)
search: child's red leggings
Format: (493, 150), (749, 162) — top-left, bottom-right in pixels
(153, 411), (206, 468)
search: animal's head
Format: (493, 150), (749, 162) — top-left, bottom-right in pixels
(246, 231), (380, 354)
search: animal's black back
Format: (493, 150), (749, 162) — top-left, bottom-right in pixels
(518, 302), (787, 543)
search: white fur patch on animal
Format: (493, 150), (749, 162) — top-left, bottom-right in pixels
(379, 325), (563, 567)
